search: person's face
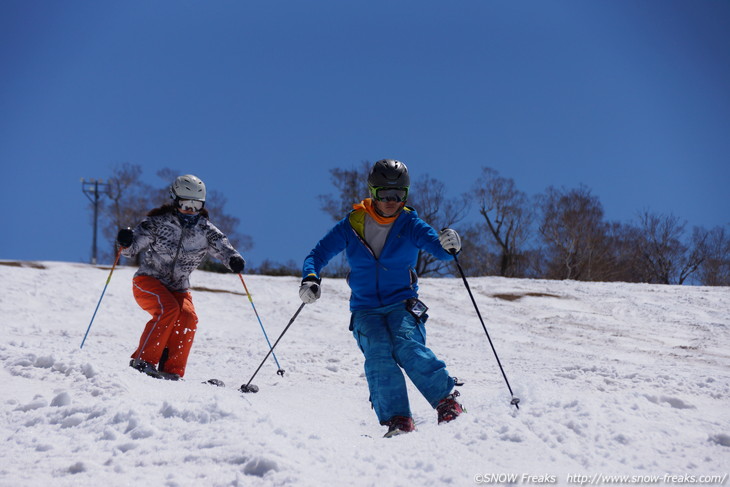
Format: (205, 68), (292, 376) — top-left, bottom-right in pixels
(177, 199), (203, 215)
(370, 186), (408, 217)
(374, 199), (404, 217)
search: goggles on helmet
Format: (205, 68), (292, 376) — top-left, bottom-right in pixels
(370, 186), (409, 203)
(177, 199), (204, 212)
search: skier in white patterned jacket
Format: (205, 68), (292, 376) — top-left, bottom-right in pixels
(117, 174), (244, 380)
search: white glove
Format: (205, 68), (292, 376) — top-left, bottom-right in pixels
(299, 277), (321, 304)
(439, 228), (461, 254)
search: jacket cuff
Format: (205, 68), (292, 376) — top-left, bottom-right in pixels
(302, 274), (321, 285)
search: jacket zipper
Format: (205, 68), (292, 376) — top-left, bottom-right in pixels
(350, 227), (387, 307)
(169, 222), (186, 283)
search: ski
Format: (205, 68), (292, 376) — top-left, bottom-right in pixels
(239, 383), (259, 393)
(130, 360), (255, 392)
(383, 428), (413, 438)
(157, 372), (181, 381)
(130, 370), (180, 381)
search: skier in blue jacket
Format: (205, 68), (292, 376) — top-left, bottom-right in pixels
(300, 159), (464, 437)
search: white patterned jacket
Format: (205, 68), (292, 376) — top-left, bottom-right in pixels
(121, 205), (242, 292)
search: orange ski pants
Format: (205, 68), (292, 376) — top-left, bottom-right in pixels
(131, 275), (198, 377)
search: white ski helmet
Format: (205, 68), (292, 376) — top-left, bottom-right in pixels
(170, 174), (206, 201)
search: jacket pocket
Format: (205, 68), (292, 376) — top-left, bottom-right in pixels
(409, 267), (418, 288)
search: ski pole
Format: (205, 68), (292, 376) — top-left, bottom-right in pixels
(240, 302), (306, 393)
(451, 251), (520, 409)
(238, 273), (285, 376)
(80, 247), (123, 349)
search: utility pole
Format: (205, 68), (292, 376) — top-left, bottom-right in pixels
(81, 178), (110, 265)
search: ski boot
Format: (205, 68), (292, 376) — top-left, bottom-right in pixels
(436, 391), (464, 424)
(383, 416), (416, 438)
(129, 359), (163, 379)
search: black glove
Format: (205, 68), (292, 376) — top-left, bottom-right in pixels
(117, 228), (134, 247)
(229, 255), (245, 274)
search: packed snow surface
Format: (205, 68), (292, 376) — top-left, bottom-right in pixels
(1, 261), (728, 486)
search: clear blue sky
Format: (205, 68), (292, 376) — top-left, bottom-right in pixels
(1, 0), (728, 268)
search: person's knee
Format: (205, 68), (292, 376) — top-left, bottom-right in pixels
(159, 304), (182, 322)
(178, 310), (198, 330)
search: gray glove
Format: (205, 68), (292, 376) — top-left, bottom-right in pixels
(439, 228), (461, 254)
(299, 276), (321, 304)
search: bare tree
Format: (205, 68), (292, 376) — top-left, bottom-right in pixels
(683, 227), (710, 285)
(696, 225), (730, 286)
(600, 221), (646, 283)
(458, 222), (499, 276)
(317, 161), (371, 222)
(203, 190), (252, 252)
(635, 211), (706, 284)
(538, 185), (611, 280)
(99, 163), (158, 263)
(471, 167), (532, 277)
(409, 174), (468, 276)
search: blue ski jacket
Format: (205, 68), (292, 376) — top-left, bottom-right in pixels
(302, 206), (454, 311)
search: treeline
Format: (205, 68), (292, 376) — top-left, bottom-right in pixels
(90, 163), (729, 286)
(314, 164), (729, 286)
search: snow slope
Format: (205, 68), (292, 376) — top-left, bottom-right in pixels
(1, 261), (728, 486)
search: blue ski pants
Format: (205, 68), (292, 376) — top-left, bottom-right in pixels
(351, 301), (455, 424)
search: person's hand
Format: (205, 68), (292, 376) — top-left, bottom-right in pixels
(117, 228), (134, 248)
(229, 255), (245, 274)
(299, 275), (321, 304)
(439, 228), (461, 254)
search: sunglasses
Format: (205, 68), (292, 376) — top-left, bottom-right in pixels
(177, 199), (204, 212)
(370, 187), (409, 202)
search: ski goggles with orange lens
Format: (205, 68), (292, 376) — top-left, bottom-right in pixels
(177, 199), (204, 212)
(370, 186), (409, 202)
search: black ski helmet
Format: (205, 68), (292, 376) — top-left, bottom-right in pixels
(367, 159), (410, 189)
